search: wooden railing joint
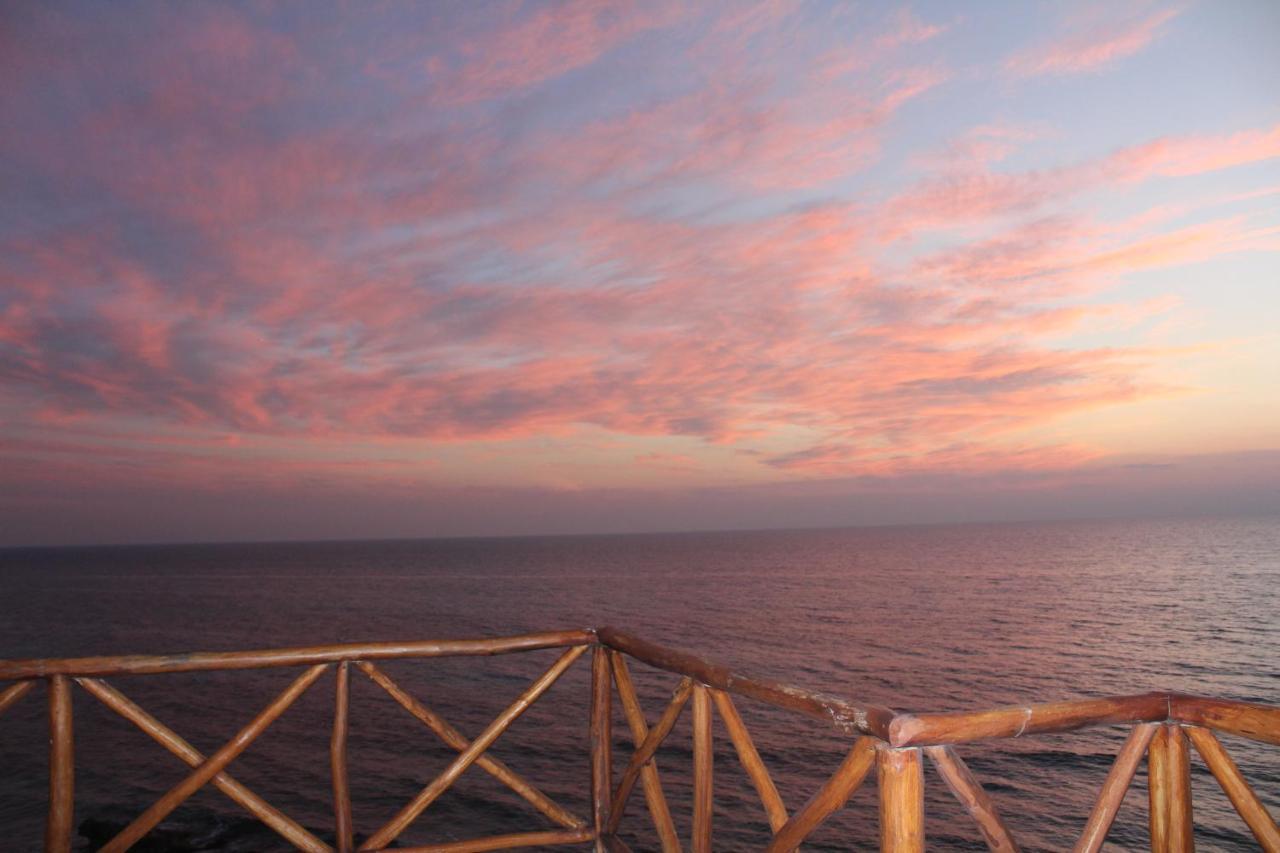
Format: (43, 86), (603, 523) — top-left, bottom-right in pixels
(0, 630), (1277, 851)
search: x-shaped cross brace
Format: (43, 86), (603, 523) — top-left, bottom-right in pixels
(80, 664), (329, 853)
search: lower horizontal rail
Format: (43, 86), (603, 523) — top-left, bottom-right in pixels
(385, 827), (595, 852)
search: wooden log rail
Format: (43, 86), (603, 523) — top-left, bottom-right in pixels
(1, 631), (596, 853)
(0, 626), (1276, 851)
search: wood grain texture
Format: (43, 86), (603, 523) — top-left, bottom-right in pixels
(890, 692), (1169, 747)
(712, 688), (789, 835)
(1185, 726), (1278, 851)
(332, 661), (354, 853)
(609, 652), (682, 851)
(692, 684), (714, 853)
(879, 748), (925, 853)
(597, 627), (895, 739)
(591, 645), (613, 853)
(1165, 725), (1194, 852)
(1073, 723), (1158, 853)
(1172, 694), (1280, 746)
(1148, 723), (1194, 853)
(926, 745), (1018, 852)
(764, 737), (876, 853)
(45, 675), (74, 853)
(386, 827), (595, 852)
(0, 629), (596, 679)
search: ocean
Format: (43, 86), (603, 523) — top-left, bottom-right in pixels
(1, 515), (1277, 850)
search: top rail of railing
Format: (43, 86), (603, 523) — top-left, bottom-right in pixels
(1, 624), (1277, 747)
(594, 627), (1280, 747)
(0, 629), (596, 680)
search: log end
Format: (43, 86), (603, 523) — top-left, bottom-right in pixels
(888, 714), (923, 748)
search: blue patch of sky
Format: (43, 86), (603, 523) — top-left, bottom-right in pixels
(0, 164), (113, 240)
(985, 6), (1277, 162)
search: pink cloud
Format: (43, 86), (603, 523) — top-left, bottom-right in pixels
(766, 440), (1102, 478)
(817, 8), (947, 80)
(884, 122), (1280, 237)
(428, 0), (686, 104)
(1005, 5), (1182, 77)
(2, 1), (1275, 523)
(1116, 124), (1280, 178)
(547, 63), (945, 192)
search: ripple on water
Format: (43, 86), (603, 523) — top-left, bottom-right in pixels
(0, 515), (1276, 849)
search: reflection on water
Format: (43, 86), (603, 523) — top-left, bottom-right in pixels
(0, 515), (1277, 850)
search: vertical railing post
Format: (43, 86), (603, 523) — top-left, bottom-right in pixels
(590, 645), (612, 852)
(1149, 723), (1194, 852)
(45, 674), (74, 853)
(332, 660), (354, 853)
(1166, 724), (1195, 852)
(879, 746), (924, 852)
(692, 684), (714, 852)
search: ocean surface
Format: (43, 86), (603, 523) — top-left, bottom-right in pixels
(0, 515), (1277, 851)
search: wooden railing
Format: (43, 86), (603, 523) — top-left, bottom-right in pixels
(1, 626), (1277, 851)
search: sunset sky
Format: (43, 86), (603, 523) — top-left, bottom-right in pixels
(2, 1), (1278, 545)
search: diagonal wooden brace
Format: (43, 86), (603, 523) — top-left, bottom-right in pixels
(0, 680), (35, 718)
(1185, 726), (1280, 852)
(712, 688), (790, 836)
(98, 663), (328, 853)
(1074, 723), (1158, 853)
(360, 644), (588, 851)
(764, 737), (877, 853)
(609, 652), (682, 851)
(606, 676), (693, 835)
(77, 675), (331, 852)
(357, 659), (586, 830)
(926, 745), (1019, 852)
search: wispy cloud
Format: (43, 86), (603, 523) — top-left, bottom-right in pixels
(0, 2), (1276, 540)
(1005, 5), (1182, 77)
(426, 0), (688, 104)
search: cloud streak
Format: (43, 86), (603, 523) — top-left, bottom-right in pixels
(0, 2), (1277, 542)
(1004, 5), (1182, 77)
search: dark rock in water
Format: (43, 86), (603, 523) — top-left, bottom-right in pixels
(78, 807), (309, 852)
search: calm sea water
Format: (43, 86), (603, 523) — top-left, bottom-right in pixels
(0, 515), (1277, 851)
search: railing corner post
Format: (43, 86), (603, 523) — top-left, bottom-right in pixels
(45, 673), (74, 853)
(332, 660), (354, 853)
(878, 745), (924, 852)
(1148, 722), (1194, 852)
(590, 644), (613, 852)
(692, 683), (714, 853)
